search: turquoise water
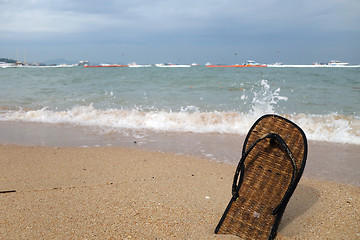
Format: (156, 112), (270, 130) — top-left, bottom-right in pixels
(0, 66), (359, 144)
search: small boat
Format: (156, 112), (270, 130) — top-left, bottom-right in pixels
(84, 64), (128, 68)
(206, 64), (244, 67)
(206, 60), (267, 68)
(155, 63), (191, 68)
(244, 60), (267, 67)
(0, 62), (16, 68)
(127, 62), (152, 68)
(328, 60), (350, 66)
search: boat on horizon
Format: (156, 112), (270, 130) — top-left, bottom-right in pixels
(244, 60), (267, 67)
(128, 62), (152, 68)
(206, 64), (243, 67)
(155, 63), (191, 68)
(268, 60), (360, 68)
(0, 62), (16, 68)
(328, 60), (350, 66)
(84, 64), (128, 68)
(1, 62), (76, 68)
(206, 60), (267, 68)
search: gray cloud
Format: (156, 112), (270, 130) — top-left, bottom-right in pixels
(3, 0), (358, 34)
(0, 0), (359, 63)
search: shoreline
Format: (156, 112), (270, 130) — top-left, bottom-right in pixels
(1, 145), (359, 239)
(0, 121), (359, 186)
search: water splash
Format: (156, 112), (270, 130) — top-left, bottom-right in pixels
(250, 80), (288, 115)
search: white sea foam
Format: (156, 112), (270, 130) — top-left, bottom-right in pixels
(1, 79), (358, 145)
(291, 114), (360, 144)
(1, 105), (359, 145)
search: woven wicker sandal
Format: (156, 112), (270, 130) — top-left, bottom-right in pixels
(215, 114), (307, 240)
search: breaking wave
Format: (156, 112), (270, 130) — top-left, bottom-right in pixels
(1, 105), (359, 145)
(1, 79), (359, 145)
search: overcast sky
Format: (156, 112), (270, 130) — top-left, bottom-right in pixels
(1, 0), (359, 64)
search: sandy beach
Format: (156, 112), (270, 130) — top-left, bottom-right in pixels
(1, 144), (359, 239)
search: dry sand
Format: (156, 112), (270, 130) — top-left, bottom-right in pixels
(1, 145), (359, 239)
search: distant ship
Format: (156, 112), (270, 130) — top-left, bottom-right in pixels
(155, 63), (191, 68)
(206, 60), (267, 67)
(243, 60), (267, 67)
(268, 60), (360, 68)
(327, 60), (349, 66)
(206, 64), (243, 67)
(127, 62), (151, 67)
(84, 64), (128, 68)
(0, 62), (16, 68)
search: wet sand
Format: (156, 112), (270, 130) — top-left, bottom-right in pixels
(0, 121), (359, 186)
(1, 145), (359, 239)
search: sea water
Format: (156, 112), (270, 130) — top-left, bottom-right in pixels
(0, 66), (359, 145)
